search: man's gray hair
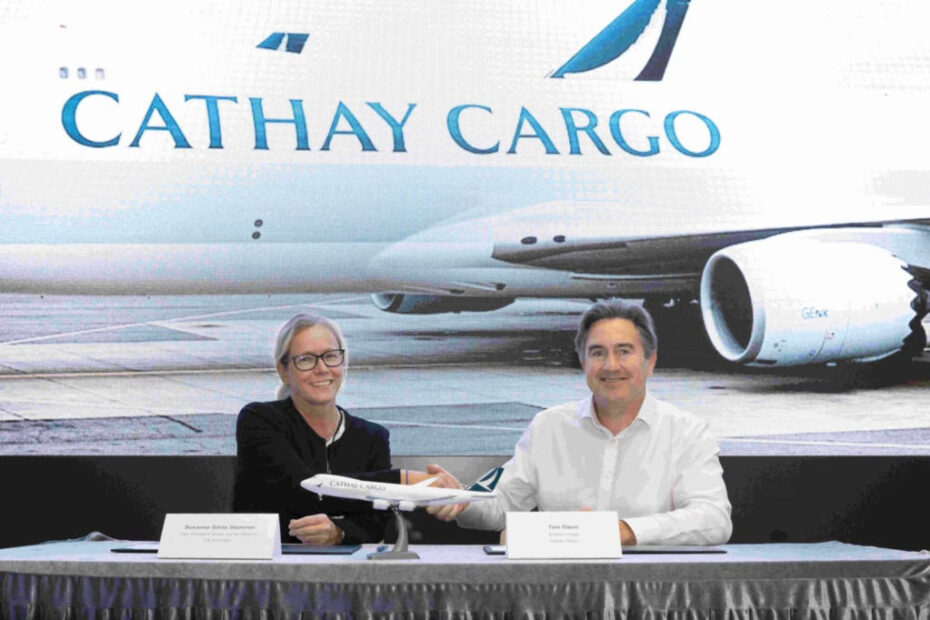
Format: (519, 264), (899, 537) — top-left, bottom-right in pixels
(574, 300), (658, 363)
(274, 313), (348, 400)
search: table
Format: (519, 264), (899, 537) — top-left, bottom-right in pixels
(1, 541), (929, 618)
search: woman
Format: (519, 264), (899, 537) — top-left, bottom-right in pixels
(234, 312), (437, 545)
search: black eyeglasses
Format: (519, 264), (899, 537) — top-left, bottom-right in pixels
(288, 349), (345, 371)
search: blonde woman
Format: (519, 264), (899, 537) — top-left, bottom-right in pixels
(234, 313), (447, 545)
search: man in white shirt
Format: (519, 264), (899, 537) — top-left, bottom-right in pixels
(428, 299), (732, 546)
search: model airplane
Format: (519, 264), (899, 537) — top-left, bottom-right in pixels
(300, 473), (496, 512)
(1, 0), (929, 368)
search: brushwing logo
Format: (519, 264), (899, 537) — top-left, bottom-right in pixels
(551, 0), (690, 80)
(257, 32), (309, 54)
(467, 466), (505, 492)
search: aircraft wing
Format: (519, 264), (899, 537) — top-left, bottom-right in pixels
(413, 495), (467, 506)
(416, 492), (494, 506)
(493, 227), (795, 275)
(361, 492), (491, 506)
(370, 209), (930, 368)
(492, 220), (930, 276)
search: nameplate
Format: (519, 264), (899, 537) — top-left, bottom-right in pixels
(505, 511), (621, 559)
(158, 513), (281, 559)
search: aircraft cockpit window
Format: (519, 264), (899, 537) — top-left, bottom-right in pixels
(95, 68), (105, 80)
(76, 67), (86, 79)
(58, 67), (68, 79)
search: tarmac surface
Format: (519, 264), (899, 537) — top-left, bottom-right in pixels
(1, 293), (929, 456)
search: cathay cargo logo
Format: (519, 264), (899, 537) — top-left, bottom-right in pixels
(551, 0), (690, 80)
(61, 0), (717, 158)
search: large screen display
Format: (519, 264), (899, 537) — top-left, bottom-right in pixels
(1, 0), (929, 456)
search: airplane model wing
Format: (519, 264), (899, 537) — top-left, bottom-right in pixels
(393, 494), (472, 506)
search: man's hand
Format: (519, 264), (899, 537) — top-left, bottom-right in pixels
(618, 520), (637, 546)
(424, 464), (469, 522)
(288, 514), (343, 546)
(581, 506), (636, 545)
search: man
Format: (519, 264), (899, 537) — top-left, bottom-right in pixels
(429, 299), (732, 546)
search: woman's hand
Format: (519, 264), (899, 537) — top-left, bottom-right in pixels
(288, 514), (344, 545)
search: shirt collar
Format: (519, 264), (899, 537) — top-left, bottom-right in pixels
(576, 390), (657, 431)
(636, 391), (657, 428)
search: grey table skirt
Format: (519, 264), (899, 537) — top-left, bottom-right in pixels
(1, 541), (929, 618)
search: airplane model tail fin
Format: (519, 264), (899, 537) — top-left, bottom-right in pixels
(466, 466), (505, 492)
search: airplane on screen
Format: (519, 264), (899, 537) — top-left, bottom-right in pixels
(0, 0), (929, 369)
(300, 474), (496, 512)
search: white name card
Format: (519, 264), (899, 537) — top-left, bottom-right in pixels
(505, 511), (621, 560)
(158, 513), (281, 560)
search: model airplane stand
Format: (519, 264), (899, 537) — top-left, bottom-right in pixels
(368, 506), (419, 560)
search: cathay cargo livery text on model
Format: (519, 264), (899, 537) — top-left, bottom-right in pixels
(300, 474), (495, 512)
(1, 0), (929, 368)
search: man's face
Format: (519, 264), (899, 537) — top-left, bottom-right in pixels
(583, 318), (656, 413)
(277, 324), (345, 410)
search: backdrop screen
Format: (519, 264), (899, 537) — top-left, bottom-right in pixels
(0, 0), (928, 456)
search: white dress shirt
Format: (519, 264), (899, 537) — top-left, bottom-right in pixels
(456, 392), (732, 545)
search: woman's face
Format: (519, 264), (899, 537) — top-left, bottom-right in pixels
(277, 324), (345, 411)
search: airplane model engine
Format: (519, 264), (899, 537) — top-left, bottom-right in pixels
(370, 498), (418, 511)
(371, 293), (514, 314)
(700, 237), (924, 366)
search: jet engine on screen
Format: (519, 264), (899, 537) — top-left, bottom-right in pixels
(700, 237), (925, 367)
